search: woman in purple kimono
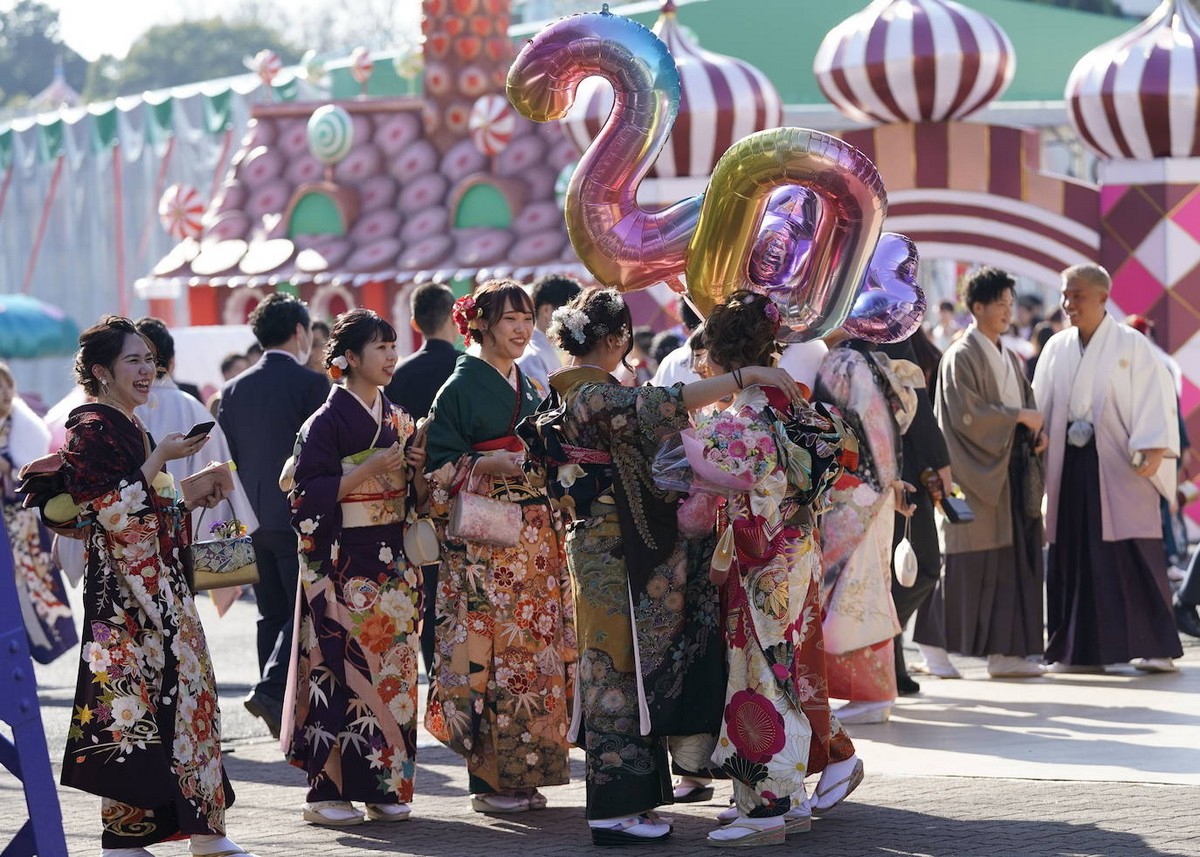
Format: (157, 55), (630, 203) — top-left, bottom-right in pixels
(39, 317), (252, 857)
(285, 309), (428, 827)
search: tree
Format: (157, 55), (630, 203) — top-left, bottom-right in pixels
(0, 0), (88, 106)
(103, 18), (300, 98)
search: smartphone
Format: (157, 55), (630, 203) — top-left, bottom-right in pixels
(185, 421), (215, 439)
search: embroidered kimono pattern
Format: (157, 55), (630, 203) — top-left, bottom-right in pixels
(2, 414), (76, 664)
(815, 344), (903, 702)
(57, 405), (232, 848)
(519, 368), (725, 820)
(285, 386), (421, 804)
(424, 354), (574, 794)
(710, 387), (857, 817)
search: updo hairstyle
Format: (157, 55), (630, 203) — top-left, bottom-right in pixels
(702, 290), (780, 371)
(74, 315), (155, 397)
(549, 288), (633, 362)
(466, 279), (535, 345)
(324, 308), (397, 377)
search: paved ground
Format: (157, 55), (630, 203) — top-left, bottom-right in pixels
(4, 589), (1200, 855)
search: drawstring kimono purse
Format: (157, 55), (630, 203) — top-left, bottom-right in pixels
(893, 515), (918, 587)
(189, 500), (259, 591)
(447, 459), (521, 548)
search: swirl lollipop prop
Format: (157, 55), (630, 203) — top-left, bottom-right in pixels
(508, 8), (702, 293)
(350, 47), (374, 95)
(158, 183), (205, 241)
(307, 104), (355, 181)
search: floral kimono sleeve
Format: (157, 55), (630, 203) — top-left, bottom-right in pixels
(424, 385), (477, 518)
(289, 414), (343, 562)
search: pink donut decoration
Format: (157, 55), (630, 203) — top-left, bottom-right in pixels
(398, 173), (448, 215)
(398, 234), (453, 270)
(547, 136), (579, 172)
(389, 140), (439, 184)
(512, 201), (561, 237)
(350, 209), (403, 244)
(296, 238), (352, 272)
(359, 175), (398, 212)
(375, 113), (422, 157)
(509, 231), (566, 266)
(204, 210), (249, 241)
(521, 165), (556, 202)
(440, 139), (487, 184)
(243, 119), (276, 149)
(286, 155), (324, 186)
(400, 206), (448, 242)
(495, 134), (545, 178)
(456, 228), (513, 267)
(468, 93), (516, 156)
(346, 237), (400, 273)
(445, 101), (470, 135)
(277, 121), (311, 157)
(424, 61), (451, 96)
(422, 103), (440, 135)
(211, 181), (246, 216)
(351, 115), (372, 147)
(458, 65), (490, 99)
(246, 179), (291, 220)
(239, 146), (284, 189)
(334, 144), (383, 183)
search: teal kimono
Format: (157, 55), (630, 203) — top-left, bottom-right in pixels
(422, 355), (576, 795)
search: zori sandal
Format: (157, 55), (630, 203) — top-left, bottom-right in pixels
(589, 813), (672, 846)
(366, 802), (411, 822)
(706, 816), (786, 847)
(302, 801), (364, 826)
(812, 756), (865, 814)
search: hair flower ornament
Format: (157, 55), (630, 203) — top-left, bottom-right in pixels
(452, 294), (482, 337)
(764, 301), (782, 327)
(328, 354), (349, 380)
(552, 306), (590, 345)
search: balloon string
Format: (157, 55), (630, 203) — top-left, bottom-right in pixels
(113, 145), (129, 317)
(21, 154), (65, 294)
(137, 135), (176, 260)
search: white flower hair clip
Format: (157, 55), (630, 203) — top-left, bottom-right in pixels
(328, 354), (349, 379)
(552, 306), (590, 344)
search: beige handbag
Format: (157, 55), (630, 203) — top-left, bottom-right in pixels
(403, 516), (441, 566)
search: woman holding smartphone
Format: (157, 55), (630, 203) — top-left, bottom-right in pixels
(284, 309), (429, 826)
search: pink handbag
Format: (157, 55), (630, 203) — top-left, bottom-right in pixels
(446, 462), (521, 547)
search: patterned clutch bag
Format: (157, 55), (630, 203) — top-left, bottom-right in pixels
(190, 501), (259, 591)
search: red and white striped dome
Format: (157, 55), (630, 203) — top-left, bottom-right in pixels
(1066, 0), (1200, 161)
(560, 0), (782, 179)
(814, 0), (1014, 124)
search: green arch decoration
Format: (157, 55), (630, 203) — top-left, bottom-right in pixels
(453, 182), (512, 229)
(288, 192), (346, 237)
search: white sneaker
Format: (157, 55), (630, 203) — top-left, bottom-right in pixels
(835, 700), (891, 724)
(912, 644), (962, 679)
(987, 655), (1046, 678)
(1133, 658), (1178, 673)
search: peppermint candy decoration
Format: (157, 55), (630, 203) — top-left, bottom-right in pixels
(307, 104), (355, 166)
(350, 47), (374, 85)
(158, 183), (205, 240)
(254, 49), (282, 87)
(468, 94), (516, 156)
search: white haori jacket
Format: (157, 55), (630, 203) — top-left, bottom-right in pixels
(1032, 314), (1178, 543)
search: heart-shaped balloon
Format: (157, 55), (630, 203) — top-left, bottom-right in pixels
(841, 232), (926, 344)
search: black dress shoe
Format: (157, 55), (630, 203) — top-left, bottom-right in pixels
(1174, 599), (1200, 639)
(896, 674), (921, 696)
(244, 693), (283, 738)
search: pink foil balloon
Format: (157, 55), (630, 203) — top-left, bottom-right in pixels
(507, 9), (702, 292)
(686, 127), (886, 342)
(747, 186), (816, 288)
(842, 232), (927, 344)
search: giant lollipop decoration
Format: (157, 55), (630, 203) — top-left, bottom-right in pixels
(307, 104), (355, 181)
(350, 47), (374, 95)
(468, 94), (516, 156)
(158, 183), (205, 241)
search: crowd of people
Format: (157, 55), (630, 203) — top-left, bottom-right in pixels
(3, 263), (1194, 855)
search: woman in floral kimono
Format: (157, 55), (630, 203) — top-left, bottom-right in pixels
(814, 331), (918, 725)
(46, 317), (252, 857)
(424, 280), (576, 814)
(518, 288), (806, 846)
(285, 309), (427, 827)
(0, 362), (76, 663)
(695, 292), (866, 846)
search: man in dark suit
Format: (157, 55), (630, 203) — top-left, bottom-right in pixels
(217, 294), (328, 736)
(384, 282), (460, 674)
(384, 283), (460, 423)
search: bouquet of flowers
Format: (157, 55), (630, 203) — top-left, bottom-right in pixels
(653, 410), (780, 497)
(208, 518), (247, 539)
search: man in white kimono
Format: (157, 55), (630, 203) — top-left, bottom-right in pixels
(1032, 265), (1181, 673)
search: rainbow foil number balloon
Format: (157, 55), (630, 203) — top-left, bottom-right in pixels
(508, 8), (925, 343)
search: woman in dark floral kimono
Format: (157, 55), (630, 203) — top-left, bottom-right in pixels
(45, 317), (252, 857)
(284, 309), (428, 827)
(0, 362), (76, 663)
(424, 280), (576, 815)
(699, 292), (864, 847)
(518, 288), (806, 846)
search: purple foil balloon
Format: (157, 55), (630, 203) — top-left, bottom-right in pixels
(507, 9), (701, 292)
(747, 186), (816, 288)
(841, 232), (927, 343)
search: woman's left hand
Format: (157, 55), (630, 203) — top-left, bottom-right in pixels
(892, 480), (916, 517)
(188, 483), (225, 511)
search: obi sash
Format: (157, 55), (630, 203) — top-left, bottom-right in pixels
(340, 448), (405, 528)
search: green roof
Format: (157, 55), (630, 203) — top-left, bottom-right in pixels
(510, 0), (1134, 105)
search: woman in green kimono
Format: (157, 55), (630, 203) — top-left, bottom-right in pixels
(519, 288), (806, 846)
(424, 279), (576, 814)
